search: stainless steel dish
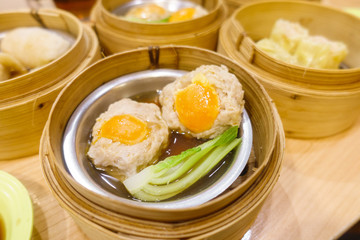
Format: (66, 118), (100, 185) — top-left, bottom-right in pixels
(62, 69), (253, 209)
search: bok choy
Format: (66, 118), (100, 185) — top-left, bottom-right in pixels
(123, 126), (242, 201)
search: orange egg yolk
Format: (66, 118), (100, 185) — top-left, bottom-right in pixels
(175, 73), (220, 133)
(169, 8), (196, 22)
(99, 114), (148, 145)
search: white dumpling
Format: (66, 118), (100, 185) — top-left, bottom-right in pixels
(1, 27), (71, 69)
(0, 52), (27, 81)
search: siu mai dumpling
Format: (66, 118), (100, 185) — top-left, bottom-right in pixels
(87, 98), (169, 180)
(1, 27), (71, 69)
(0, 53), (27, 81)
(160, 65), (244, 139)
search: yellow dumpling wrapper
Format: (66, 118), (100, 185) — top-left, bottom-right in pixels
(256, 38), (298, 65)
(294, 35), (348, 69)
(125, 3), (170, 22)
(0, 52), (27, 81)
(270, 18), (309, 54)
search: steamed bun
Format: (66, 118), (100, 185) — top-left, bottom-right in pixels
(1, 27), (71, 69)
(0, 52), (27, 81)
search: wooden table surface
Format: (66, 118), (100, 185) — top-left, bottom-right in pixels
(1, 0), (360, 240)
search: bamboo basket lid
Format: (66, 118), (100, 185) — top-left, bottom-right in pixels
(40, 119), (284, 239)
(0, 13), (101, 160)
(0, 9), (87, 102)
(218, 0), (360, 138)
(41, 45), (284, 224)
(90, 0), (227, 54)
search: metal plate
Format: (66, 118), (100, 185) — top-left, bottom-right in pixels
(62, 69), (253, 209)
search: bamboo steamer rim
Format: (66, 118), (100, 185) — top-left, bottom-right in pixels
(43, 45), (282, 221)
(229, 0), (360, 85)
(98, 0), (222, 35)
(40, 124), (284, 238)
(219, 18), (360, 95)
(0, 8), (86, 102)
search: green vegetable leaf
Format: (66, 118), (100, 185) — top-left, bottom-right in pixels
(123, 126), (241, 201)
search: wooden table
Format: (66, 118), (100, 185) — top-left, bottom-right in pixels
(1, 0), (360, 239)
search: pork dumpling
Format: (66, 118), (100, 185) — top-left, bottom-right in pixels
(87, 98), (169, 180)
(1, 27), (71, 69)
(160, 65), (244, 139)
(0, 53), (28, 81)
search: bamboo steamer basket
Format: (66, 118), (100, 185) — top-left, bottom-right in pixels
(218, 0), (360, 138)
(41, 129), (283, 239)
(90, 0), (227, 54)
(41, 45), (284, 223)
(0, 9), (86, 101)
(0, 9), (101, 160)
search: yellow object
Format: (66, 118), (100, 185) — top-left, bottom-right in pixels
(169, 8), (196, 22)
(270, 18), (308, 53)
(294, 35), (348, 69)
(256, 19), (348, 69)
(175, 73), (220, 133)
(125, 3), (169, 21)
(0, 171), (33, 240)
(99, 114), (149, 145)
(256, 38), (297, 65)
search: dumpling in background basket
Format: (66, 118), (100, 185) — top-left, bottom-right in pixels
(87, 98), (169, 180)
(256, 19), (348, 69)
(160, 65), (245, 139)
(256, 38), (298, 65)
(0, 52), (27, 81)
(124, 3), (171, 22)
(1, 27), (71, 69)
(269, 18), (309, 54)
(124, 3), (208, 23)
(294, 35), (348, 69)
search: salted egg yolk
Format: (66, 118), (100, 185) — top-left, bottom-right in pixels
(175, 73), (220, 133)
(169, 8), (196, 22)
(99, 114), (148, 145)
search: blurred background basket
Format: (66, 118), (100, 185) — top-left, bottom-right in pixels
(90, 0), (227, 54)
(218, 0), (360, 138)
(0, 8), (101, 160)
